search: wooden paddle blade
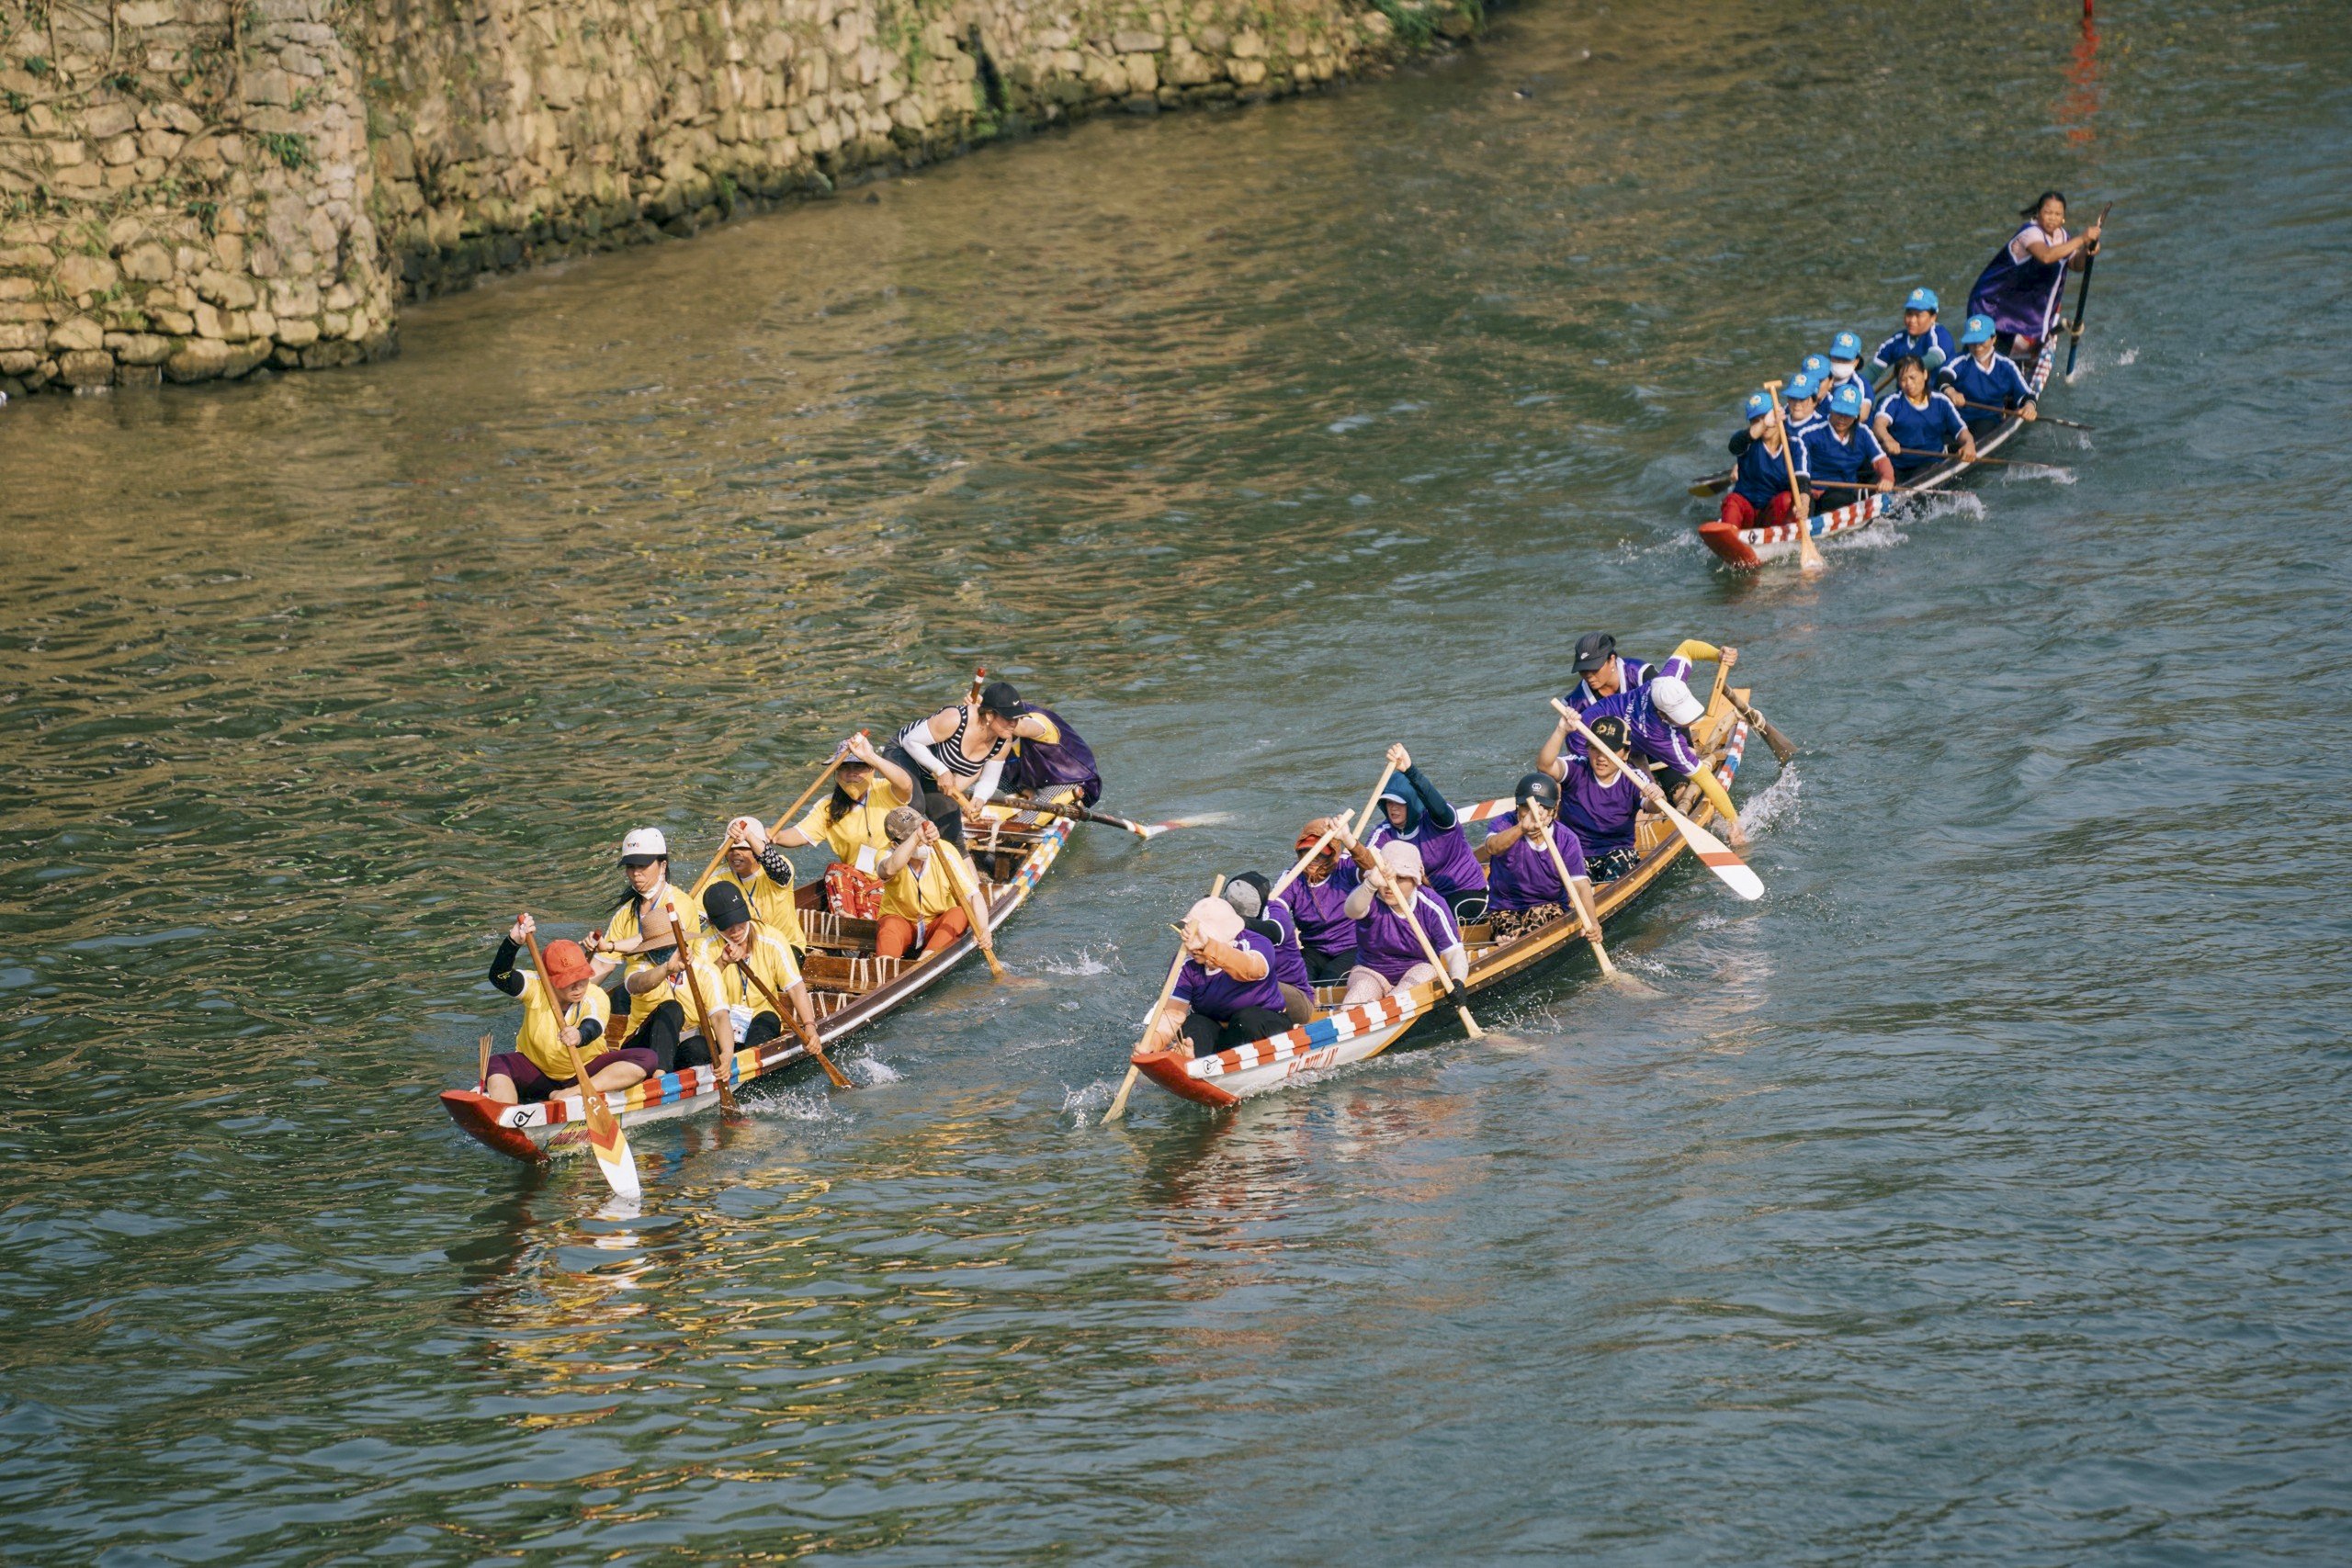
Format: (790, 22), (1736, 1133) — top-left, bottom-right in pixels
(1660, 802), (1764, 900)
(811, 1048), (854, 1090)
(581, 1095), (642, 1199)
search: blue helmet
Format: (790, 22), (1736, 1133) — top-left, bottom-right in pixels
(1960, 313), (1996, 345)
(1826, 381), (1864, 418)
(1829, 330), (1863, 361)
(1905, 286), (1940, 314)
(1743, 389), (1773, 421)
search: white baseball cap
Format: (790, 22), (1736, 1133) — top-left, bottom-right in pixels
(1381, 840), (1426, 882)
(1649, 675), (1704, 727)
(619, 827), (669, 865)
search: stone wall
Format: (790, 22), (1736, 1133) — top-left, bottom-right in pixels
(0, 0), (1481, 395)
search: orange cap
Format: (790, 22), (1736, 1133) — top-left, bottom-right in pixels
(540, 940), (594, 989)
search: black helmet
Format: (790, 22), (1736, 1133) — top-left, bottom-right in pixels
(1514, 772), (1561, 810)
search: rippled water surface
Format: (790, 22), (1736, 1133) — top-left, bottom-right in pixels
(6, 0), (2351, 1561)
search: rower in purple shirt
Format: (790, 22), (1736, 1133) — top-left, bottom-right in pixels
(1578, 643), (1749, 851)
(1136, 897), (1294, 1060)
(1363, 743), (1488, 919)
(1283, 817), (1361, 982)
(1333, 837), (1469, 1009)
(1221, 871), (1317, 1024)
(1544, 713), (1647, 884)
(1475, 773), (1602, 944)
(1561, 631), (1655, 715)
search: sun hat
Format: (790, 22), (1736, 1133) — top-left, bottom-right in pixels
(1380, 840), (1426, 882)
(1829, 330), (1863, 361)
(1826, 381), (1865, 418)
(1184, 896), (1244, 945)
(1961, 314), (1996, 345)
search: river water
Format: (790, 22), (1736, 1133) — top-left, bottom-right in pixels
(6, 0), (2350, 1561)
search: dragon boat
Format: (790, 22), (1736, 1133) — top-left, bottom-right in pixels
(441, 802), (1075, 1162)
(1127, 680), (1758, 1109)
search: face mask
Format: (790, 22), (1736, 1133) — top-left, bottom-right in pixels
(1829, 362), (1855, 382)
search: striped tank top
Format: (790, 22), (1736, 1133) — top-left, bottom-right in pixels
(902, 704), (1006, 783)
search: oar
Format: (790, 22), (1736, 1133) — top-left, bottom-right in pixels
(1949, 396), (2092, 432)
(477, 1032), (492, 1089)
(1687, 468), (1735, 498)
(1763, 379), (1826, 574)
(1552, 700), (1762, 901)
(1526, 804), (1627, 985)
(1001, 795), (1212, 840)
(1352, 828), (1482, 1041)
(1354, 761), (1400, 848)
(1727, 690), (1798, 765)
(688, 743), (853, 899)
(933, 836), (1008, 982)
(523, 925), (641, 1199)
(662, 896), (738, 1116)
(731, 947), (854, 1090)
(2064, 203), (2111, 382)
(1269, 809), (1354, 899)
(1103, 873), (1225, 1123)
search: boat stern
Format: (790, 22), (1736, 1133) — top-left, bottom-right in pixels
(439, 1089), (550, 1164)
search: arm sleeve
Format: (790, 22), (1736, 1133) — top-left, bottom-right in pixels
(894, 721), (947, 779)
(1668, 639), (1721, 665)
(757, 845), (797, 885)
(1343, 884), (1375, 921)
(971, 755), (1005, 803)
(1727, 428), (1753, 457)
(576, 1017), (605, 1047)
(1400, 763), (1457, 830)
(1691, 765), (1740, 827)
(489, 937), (525, 997)
(1441, 943), (1469, 983)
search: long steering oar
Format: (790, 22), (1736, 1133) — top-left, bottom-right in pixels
(1763, 379), (1826, 574)
(1103, 873), (1225, 1123)
(1352, 829), (1483, 1041)
(523, 925), (642, 1199)
(2064, 203), (2111, 383)
(662, 897), (739, 1117)
(1001, 794), (1219, 841)
(689, 742), (855, 899)
(731, 949), (854, 1091)
(1553, 700), (1762, 901)
(1706, 647), (1798, 767)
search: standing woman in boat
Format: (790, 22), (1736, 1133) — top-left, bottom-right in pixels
(1285, 818), (1362, 983)
(584, 828), (707, 1072)
(1365, 743), (1488, 919)
(1873, 355), (1978, 481)
(761, 731), (920, 918)
(891, 680), (1058, 848)
(482, 915), (652, 1107)
(997, 697), (1104, 807)
(1967, 191), (2102, 359)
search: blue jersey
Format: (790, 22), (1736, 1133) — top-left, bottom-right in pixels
(1876, 389), (1969, 473)
(1938, 351), (2036, 432)
(1871, 323), (1959, 376)
(1730, 432), (1808, 507)
(1790, 408), (1829, 446)
(1799, 418), (1887, 489)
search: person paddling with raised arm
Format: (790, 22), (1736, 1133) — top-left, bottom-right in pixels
(890, 679), (1058, 849)
(1333, 833), (1470, 1010)
(1365, 742), (1488, 920)
(1799, 381), (1897, 512)
(483, 915), (652, 1107)
(1871, 287), (1960, 379)
(1540, 712), (1649, 885)
(872, 807), (990, 962)
(692, 881), (820, 1066)
(1939, 314), (2040, 436)
(1707, 389), (1811, 546)
(1578, 643), (1749, 852)
(582, 828), (706, 1073)
(1283, 817), (1362, 983)
(1541, 638), (1726, 782)
(708, 818), (808, 954)
(1137, 895), (1294, 1061)
(1967, 190), (2102, 360)
(1873, 355), (1977, 480)
(762, 730), (919, 919)
(1475, 773), (1605, 945)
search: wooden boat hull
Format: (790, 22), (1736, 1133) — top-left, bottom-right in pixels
(445, 807), (1075, 1162)
(1133, 697), (1756, 1109)
(1699, 343), (2056, 570)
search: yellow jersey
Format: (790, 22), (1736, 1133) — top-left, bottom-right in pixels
(513, 971), (614, 1080)
(695, 925), (805, 1019)
(605, 884), (707, 1011)
(792, 776), (910, 874)
(881, 840), (975, 923)
(664, 944), (733, 1040)
(709, 860), (808, 951)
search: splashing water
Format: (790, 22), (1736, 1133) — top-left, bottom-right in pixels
(2002, 464), (2077, 487)
(1060, 1078), (1115, 1118)
(2119, 346), (2139, 365)
(850, 1056), (902, 1087)
(1035, 946), (1120, 977)
(1826, 519), (1908, 552)
(1739, 765), (1802, 836)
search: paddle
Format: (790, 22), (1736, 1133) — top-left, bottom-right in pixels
(1949, 396), (2092, 432)
(1001, 794), (1214, 840)
(1103, 873), (1226, 1123)
(933, 832), (1008, 982)
(523, 924), (642, 1199)
(1687, 468), (1736, 498)
(1524, 800), (1632, 986)
(2064, 203), (2111, 382)
(1354, 760), (1400, 850)
(688, 741), (854, 900)
(662, 896), (738, 1116)
(477, 1032), (492, 1089)
(1727, 690), (1798, 765)
(729, 942), (854, 1090)
(1346, 819), (1483, 1041)
(1763, 380), (1826, 574)
(1552, 700), (1762, 901)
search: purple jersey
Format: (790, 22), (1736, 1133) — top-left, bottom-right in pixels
(1563, 655), (1654, 715)
(1560, 758), (1644, 858)
(1354, 886), (1463, 985)
(1580, 652), (1705, 778)
(1170, 928), (1284, 1021)
(1367, 818), (1487, 897)
(1260, 897), (1312, 992)
(1287, 863), (1359, 953)
(1968, 222), (2071, 341)
(1484, 818), (1590, 912)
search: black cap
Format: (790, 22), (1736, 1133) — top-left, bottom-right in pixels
(1573, 632), (1616, 673)
(1515, 772), (1561, 810)
(702, 881), (752, 931)
(1589, 715), (1631, 752)
(978, 680), (1024, 718)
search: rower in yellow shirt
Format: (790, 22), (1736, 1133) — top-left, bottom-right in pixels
(751, 731), (921, 919)
(873, 807), (991, 961)
(691, 883), (822, 1073)
(583, 827), (707, 1071)
(709, 818), (808, 953)
(481, 915), (650, 1106)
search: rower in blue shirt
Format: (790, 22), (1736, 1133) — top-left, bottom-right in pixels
(1714, 389), (1811, 533)
(1872, 354), (1977, 479)
(1800, 381), (1896, 512)
(1782, 370), (1827, 442)
(1823, 330), (1875, 421)
(1871, 288), (1960, 381)
(1937, 314), (2041, 434)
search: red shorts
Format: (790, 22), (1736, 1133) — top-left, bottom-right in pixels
(1716, 491), (1797, 531)
(875, 907), (971, 960)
